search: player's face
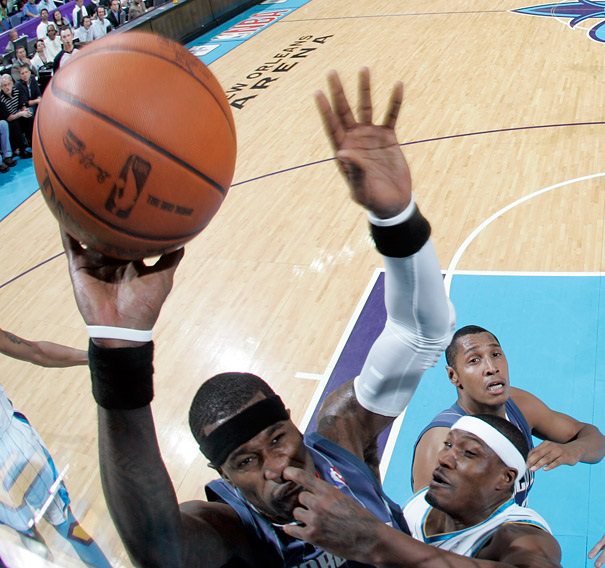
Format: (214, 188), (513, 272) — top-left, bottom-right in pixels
(426, 429), (510, 521)
(218, 415), (314, 524)
(61, 29), (73, 47)
(447, 332), (510, 412)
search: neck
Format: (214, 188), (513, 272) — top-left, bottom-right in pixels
(457, 397), (507, 418)
(426, 494), (511, 535)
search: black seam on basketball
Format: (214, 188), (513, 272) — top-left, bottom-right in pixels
(53, 44), (237, 141)
(50, 82), (228, 198)
(35, 117), (208, 242)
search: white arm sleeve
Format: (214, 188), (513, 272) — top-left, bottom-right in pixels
(354, 239), (455, 417)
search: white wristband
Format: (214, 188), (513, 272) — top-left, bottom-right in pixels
(86, 325), (153, 342)
(367, 194), (416, 227)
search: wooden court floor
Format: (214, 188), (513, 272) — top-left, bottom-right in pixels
(0, 1), (604, 565)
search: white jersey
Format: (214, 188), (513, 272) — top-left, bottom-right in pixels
(403, 488), (551, 557)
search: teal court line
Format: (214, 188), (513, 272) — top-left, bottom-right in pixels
(382, 272), (605, 568)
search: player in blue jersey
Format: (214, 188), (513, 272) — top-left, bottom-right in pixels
(0, 328), (111, 568)
(282, 413), (562, 566)
(60, 67), (456, 567)
(411, 324), (605, 504)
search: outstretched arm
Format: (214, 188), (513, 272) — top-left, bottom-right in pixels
(315, 69), (454, 463)
(63, 233), (244, 567)
(0, 328), (87, 367)
(513, 388), (605, 471)
(283, 466), (561, 568)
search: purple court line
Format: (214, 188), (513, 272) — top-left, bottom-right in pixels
(232, 120), (605, 188)
(4, 120), (605, 289)
(0, 252), (64, 290)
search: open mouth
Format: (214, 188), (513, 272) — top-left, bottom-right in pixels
(486, 380), (506, 394)
(430, 469), (451, 488)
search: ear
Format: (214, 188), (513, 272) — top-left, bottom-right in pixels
(495, 467), (517, 493)
(446, 365), (462, 389)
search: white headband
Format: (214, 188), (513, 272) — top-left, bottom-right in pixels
(451, 416), (527, 483)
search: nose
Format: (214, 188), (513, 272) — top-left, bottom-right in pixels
(263, 451), (289, 482)
(437, 446), (456, 470)
(483, 357), (498, 375)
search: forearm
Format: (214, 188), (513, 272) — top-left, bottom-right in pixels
(0, 330), (87, 367)
(368, 524), (511, 568)
(99, 406), (184, 567)
(354, 200), (454, 417)
(92, 342), (184, 567)
(570, 424), (605, 464)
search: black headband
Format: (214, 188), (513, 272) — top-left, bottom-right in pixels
(198, 395), (289, 466)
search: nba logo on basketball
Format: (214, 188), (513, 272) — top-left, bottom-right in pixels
(105, 156), (152, 219)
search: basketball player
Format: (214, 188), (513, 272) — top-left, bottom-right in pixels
(282, 414), (562, 566)
(412, 325), (605, 504)
(61, 67), (456, 567)
(0, 328), (111, 567)
(590, 535), (605, 567)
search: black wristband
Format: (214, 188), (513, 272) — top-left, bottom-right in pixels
(89, 340), (154, 409)
(370, 204), (431, 258)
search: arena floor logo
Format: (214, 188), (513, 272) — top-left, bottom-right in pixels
(513, 1), (605, 42)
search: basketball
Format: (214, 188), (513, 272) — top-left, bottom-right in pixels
(32, 32), (236, 260)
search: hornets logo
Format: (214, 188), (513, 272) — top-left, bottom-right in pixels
(514, 1), (605, 42)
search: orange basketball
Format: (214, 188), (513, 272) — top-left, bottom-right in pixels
(33, 32), (236, 260)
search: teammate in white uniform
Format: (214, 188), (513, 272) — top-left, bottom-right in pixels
(284, 400), (562, 566)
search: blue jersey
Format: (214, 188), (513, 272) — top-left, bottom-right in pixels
(412, 399), (534, 506)
(206, 432), (409, 567)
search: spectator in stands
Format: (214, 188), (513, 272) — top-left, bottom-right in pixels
(31, 39), (50, 71)
(91, 5), (111, 39)
(51, 8), (70, 30)
(38, 0), (57, 12)
(106, 0), (123, 28)
(36, 8), (50, 38)
(44, 23), (62, 60)
(127, 0), (145, 21)
(3, 28), (18, 53)
(0, 119), (17, 173)
(21, 0), (38, 20)
(0, 0), (10, 32)
(11, 46), (37, 82)
(0, 74), (32, 158)
(53, 27), (78, 71)
(74, 15), (93, 44)
(72, 0), (87, 28)
(16, 66), (40, 114)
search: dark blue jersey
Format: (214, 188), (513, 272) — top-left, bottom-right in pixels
(206, 432), (409, 567)
(412, 399), (534, 506)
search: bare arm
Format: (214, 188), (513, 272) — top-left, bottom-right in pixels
(283, 466), (561, 568)
(512, 388), (605, 471)
(411, 427), (449, 491)
(0, 328), (87, 367)
(62, 233), (244, 567)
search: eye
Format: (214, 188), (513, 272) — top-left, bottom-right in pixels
(443, 441), (452, 449)
(237, 456), (256, 470)
(271, 433), (284, 446)
(468, 357), (479, 364)
(492, 351), (502, 358)
(464, 450), (477, 458)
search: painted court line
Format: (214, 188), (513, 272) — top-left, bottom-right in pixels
(444, 172), (605, 295)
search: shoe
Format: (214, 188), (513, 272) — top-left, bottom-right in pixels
(0, 162), (8, 173)
(3, 157), (16, 167)
(19, 150), (32, 159)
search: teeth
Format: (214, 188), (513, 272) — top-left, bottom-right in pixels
(488, 384), (503, 391)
